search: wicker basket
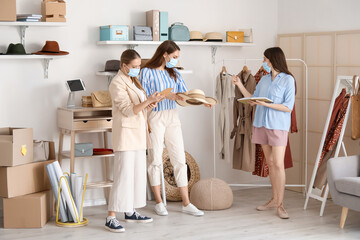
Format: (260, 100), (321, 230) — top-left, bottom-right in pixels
(162, 149), (200, 201)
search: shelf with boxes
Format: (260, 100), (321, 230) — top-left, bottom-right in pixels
(0, 0), (68, 78)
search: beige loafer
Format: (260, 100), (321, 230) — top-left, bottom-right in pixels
(256, 198), (278, 211)
(277, 204), (289, 219)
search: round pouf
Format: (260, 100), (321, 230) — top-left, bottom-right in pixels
(190, 178), (233, 210)
(162, 149), (200, 202)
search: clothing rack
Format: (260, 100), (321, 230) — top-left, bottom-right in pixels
(303, 75), (359, 216)
(213, 58), (308, 191)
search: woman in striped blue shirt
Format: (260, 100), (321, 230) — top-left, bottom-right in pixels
(139, 40), (205, 217)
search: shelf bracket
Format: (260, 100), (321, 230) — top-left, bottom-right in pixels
(44, 58), (51, 79)
(20, 25), (29, 45)
(129, 44), (138, 50)
(107, 75), (115, 86)
(211, 46), (218, 64)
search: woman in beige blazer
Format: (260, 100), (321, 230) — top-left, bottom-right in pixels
(106, 49), (163, 233)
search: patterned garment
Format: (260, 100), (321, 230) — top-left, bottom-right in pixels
(139, 68), (188, 111)
(314, 90), (350, 188)
(317, 89), (347, 167)
(252, 67), (296, 177)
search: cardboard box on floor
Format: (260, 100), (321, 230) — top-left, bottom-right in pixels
(3, 190), (53, 228)
(0, 127), (34, 167)
(0, 159), (55, 198)
(0, 0), (16, 22)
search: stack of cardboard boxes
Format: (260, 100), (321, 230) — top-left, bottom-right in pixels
(0, 128), (55, 228)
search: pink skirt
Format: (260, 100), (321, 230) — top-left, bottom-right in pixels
(252, 127), (288, 147)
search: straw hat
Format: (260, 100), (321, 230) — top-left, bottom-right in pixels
(190, 31), (203, 41)
(203, 32), (223, 42)
(176, 89), (217, 107)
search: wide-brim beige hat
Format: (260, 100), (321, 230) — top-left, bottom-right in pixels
(203, 32), (223, 42)
(190, 31), (203, 41)
(176, 89), (217, 107)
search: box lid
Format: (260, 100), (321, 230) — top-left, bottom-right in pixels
(100, 25), (128, 29)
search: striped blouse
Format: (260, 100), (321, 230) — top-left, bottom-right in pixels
(139, 67), (188, 111)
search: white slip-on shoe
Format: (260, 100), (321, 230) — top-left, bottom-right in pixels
(154, 202), (168, 216)
(182, 203), (204, 216)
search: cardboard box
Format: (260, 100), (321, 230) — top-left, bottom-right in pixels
(0, 159), (54, 198)
(0, 128), (33, 167)
(0, 0), (16, 22)
(146, 10), (160, 41)
(3, 190), (53, 228)
(41, 0), (66, 22)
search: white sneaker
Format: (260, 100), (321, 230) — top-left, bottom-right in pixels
(154, 202), (168, 216)
(182, 203), (204, 216)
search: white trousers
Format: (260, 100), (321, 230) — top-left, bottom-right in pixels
(108, 150), (146, 213)
(148, 109), (188, 187)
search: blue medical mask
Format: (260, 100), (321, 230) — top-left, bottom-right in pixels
(262, 62), (271, 73)
(166, 57), (178, 68)
(127, 67), (140, 77)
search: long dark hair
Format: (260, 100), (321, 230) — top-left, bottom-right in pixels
(264, 47), (297, 94)
(120, 49), (144, 92)
(144, 40), (180, 81)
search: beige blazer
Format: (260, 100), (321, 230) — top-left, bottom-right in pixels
(109, 70), (148, 152)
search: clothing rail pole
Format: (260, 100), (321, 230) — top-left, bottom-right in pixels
(215, 58), (308, 192)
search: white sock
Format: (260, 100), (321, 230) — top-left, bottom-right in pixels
(125, 210), (135, 217)
(107, 216), (115, 222)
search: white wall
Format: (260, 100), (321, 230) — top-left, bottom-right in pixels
(0, 0), (278, 204)
(278, 0), (360, 33)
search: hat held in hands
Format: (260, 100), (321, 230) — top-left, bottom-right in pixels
(33, 41), (69, 55)
(176, 89), (217, 107)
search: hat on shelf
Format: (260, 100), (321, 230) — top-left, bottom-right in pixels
(5, 43), (28, 55)
(176, 89), (217, 107)
(203, 32), (223, 42)
(190, 31), (203, 41)
(33, 41), (69, 55)
(100, 60), (120, 73)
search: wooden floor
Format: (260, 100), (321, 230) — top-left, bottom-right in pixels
(0, 188), (359, 240)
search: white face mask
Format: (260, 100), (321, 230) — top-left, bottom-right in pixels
(166, 57), (178, 68)
(125, 64), (140, 77)
(262, 62), (271, 73)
